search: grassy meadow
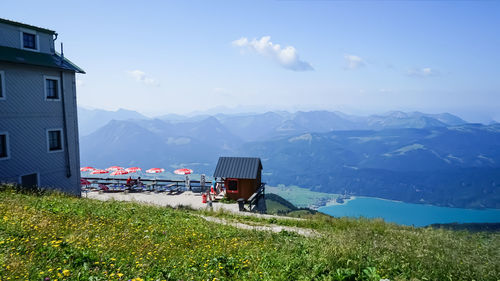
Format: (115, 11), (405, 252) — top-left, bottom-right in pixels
(0, 187), (499, 281)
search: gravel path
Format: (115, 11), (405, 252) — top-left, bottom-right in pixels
(86, 191), (240, 212)
(86, 191), (303, 220)
(199, 215), (319, 237)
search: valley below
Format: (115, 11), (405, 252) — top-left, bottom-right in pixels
(79, 108), (500, 210)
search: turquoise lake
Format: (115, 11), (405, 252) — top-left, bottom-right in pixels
(318, 197), (500, 227)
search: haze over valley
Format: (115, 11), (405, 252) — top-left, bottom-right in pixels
(79, 107), (500, 209)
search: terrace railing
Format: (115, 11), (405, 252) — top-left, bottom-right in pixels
(81, 177), (207, 193)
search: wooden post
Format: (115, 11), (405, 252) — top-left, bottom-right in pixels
(200, 174), (205, 193)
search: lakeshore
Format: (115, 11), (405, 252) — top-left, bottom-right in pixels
(321, 194), (356, 207)
(318, 196), (500, 227)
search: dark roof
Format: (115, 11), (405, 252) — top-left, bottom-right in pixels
(0, 18), (56, 35)
(0, 46), (85, 74)
(0, 18), (57, 34)
(213, 157), (263, 179)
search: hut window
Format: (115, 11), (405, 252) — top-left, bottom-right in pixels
(228, 180), (238, 191)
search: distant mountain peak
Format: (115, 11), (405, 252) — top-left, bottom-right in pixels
(78, 107), (150, 136)
(382, 111), (409, 118)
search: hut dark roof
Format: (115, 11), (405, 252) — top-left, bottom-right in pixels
(213, 157), (262, 179)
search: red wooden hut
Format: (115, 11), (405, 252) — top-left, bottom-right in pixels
(213, 157), (263, 201)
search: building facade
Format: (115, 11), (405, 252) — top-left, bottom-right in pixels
(0, 18), (84, 195)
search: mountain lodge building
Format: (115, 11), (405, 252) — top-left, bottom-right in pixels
(0, 18), (84, 194)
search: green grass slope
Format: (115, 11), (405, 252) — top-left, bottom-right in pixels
(265, 193), (298, 214)
(0, 188), (498, 280)
(265, 193), (320, 218)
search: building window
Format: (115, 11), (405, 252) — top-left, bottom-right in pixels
(47, 129), (63, 152)
(0, 133), (9, 160)
(22, 32), (37, 49)
(0, 71), (4, 100)
(46, 79), (58, 99)
(44, 76), (60, 100)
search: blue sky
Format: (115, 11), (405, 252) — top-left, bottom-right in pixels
(3, 0), (500, 122)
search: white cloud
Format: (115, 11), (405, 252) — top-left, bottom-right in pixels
(128, 70), (159, 86)
(232, 36), (313, 71)
(344, 54), (366, 69)
(232, 37), (248, 47)
(407, 67), (439, 78)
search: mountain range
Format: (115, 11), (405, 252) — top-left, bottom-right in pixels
(79, 107), (468, 138)
(78, 107), (500, 208)
(240, 124), (500, 208)
(78, 107), (149, 136)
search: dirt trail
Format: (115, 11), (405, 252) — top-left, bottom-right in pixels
(198, 215), (319, 237)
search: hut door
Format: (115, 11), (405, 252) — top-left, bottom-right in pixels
(226, 179), (238, 193)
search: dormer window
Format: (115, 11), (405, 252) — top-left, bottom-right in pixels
(20, 29), (39, 51)
(23, 32), (36, 49)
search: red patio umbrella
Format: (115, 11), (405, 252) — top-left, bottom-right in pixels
(125, 167), (142, 173)
(110, 169), (129, 176)
(174, 168), (193, 175)
(90, 169), (109, 175)
(80, 166), (95, 172)
(80, 179), (92, 186)
(146, 168), (165, 174)
(106, 166), (124, 171)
